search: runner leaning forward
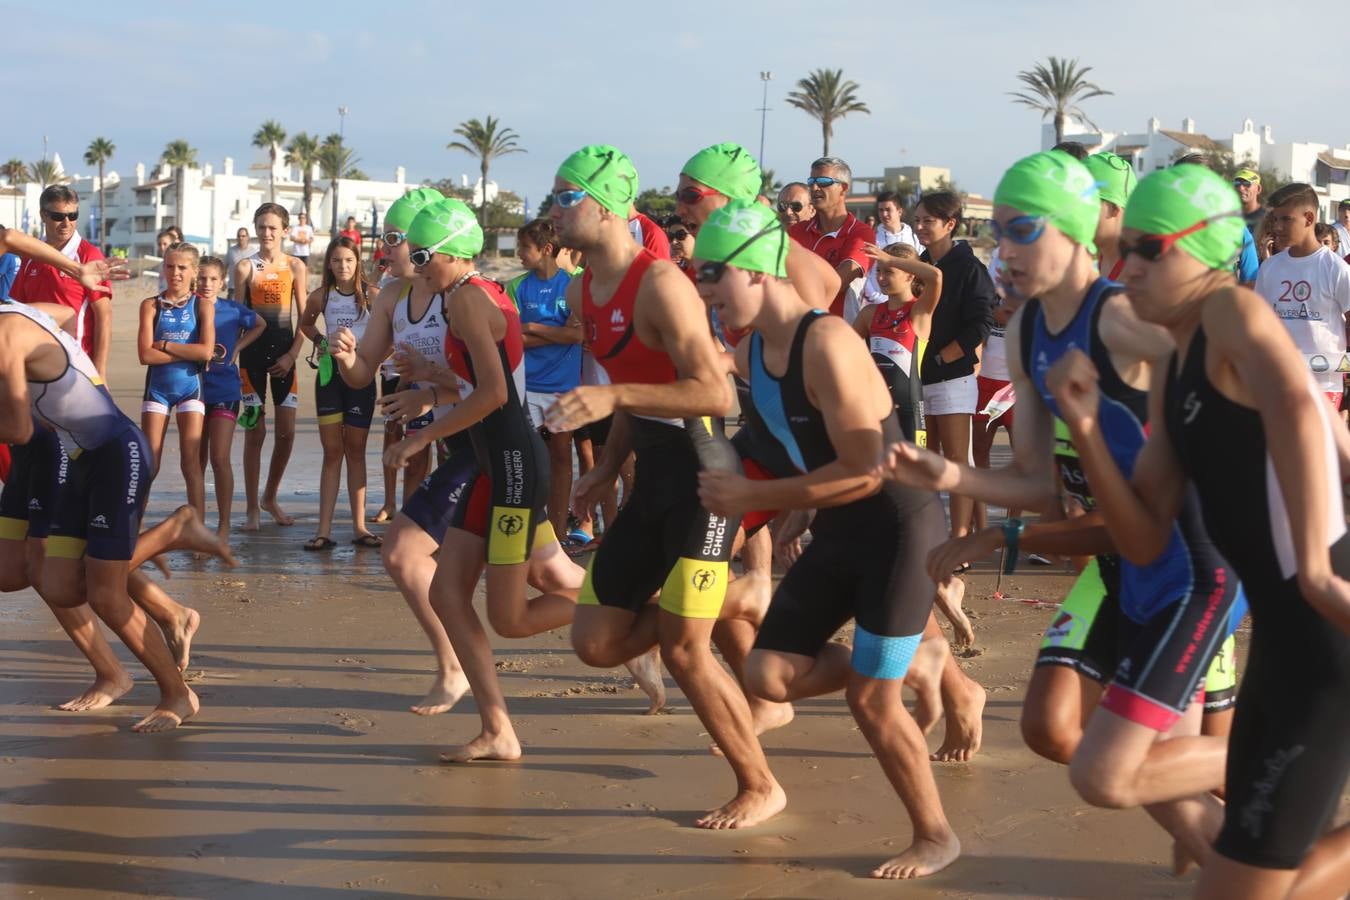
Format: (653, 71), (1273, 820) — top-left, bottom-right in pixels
(1048, 163), (1350, 899)
(694, 200), (960, 879)
(881, 152), (1245, 863)
(544, 144), (785, 829)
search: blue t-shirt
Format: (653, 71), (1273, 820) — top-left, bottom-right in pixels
(0, 253), (18, 300)
(516, 269), (580, 393)
(204, 299), (258, 404)
(1236, 228), (1259, 283)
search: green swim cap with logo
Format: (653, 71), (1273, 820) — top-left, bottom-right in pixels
(406, 197), (483, 259)
(681, 143), (763, 202)
(1084, 152), (1137, 209)
(994, 151), (1101, 255)
(556, 144), (639, 217)
(385, 187), (446, 232)
(1123, 165), (1245, 271)
(693, 200), (787, 279)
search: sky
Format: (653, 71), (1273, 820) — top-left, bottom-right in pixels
(5, 0), (1344, 214)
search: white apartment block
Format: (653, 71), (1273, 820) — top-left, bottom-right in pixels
(2, 150), (509, 258)
(1043, 117), (1350, 220)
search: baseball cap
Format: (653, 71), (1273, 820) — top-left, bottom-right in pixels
(1339, 198), (1350, 209)
(1233, 168), (1261, 186)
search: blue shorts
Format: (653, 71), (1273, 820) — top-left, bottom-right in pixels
(143, 366), (205, 416)
(400, 448), (481, 544)
(48, 423), (152, 562)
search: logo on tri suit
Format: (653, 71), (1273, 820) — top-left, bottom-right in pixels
(1182, 391), (1203, 425)
(126, 440), (142, 505)
(497, 513), (524, 536)
(91, 514), (109, 529)
(1043, 611), (1075, 643)
(691, 568), (717, 592)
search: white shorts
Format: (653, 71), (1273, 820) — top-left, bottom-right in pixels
(525, 390), (558, 431)
(924, 374), (979, 416)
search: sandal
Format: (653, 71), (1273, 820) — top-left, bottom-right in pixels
(351, 533), (383, 548)
(303, 536), (336, 551)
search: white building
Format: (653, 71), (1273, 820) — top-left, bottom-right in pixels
(1042, 117), (1350, 220)
(1, 150), (476, 258)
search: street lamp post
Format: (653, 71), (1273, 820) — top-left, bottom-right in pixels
(757, 72), (772, 170)
(338, 106), (349, 141)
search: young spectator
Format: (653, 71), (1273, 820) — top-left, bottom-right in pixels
(514, 219), (584, 544)
(1255, 182), (1350, 409)
(862, 191), (922, 303)
(790, 156), (876, 320)
(1333, 198), (1350, 255)
(198, 256), (265, 543)
(138, 243), (215, 519)
(340, 216), (364, 248)
(298, 236), (378, 549)
(913, 191), (995, 542)
(1315, 222), (1341, 255)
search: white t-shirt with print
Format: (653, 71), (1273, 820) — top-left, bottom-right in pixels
(1256, 246), (1350, 391)
(289, 224), (313, 257)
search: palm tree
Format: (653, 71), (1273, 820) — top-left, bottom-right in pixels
(446, 116), (525, 227)
(252, 119), (287, 202)
(160, 139), (198, 238)
(285, 132), (321, 221)
(2, 158), (27, 229)
(785, 68), (870, 157)
(316, 134), (360, 236)
(84, 137), (115, 248)
(28, 158), (69, 190)
(1009, 57), (1113, 145)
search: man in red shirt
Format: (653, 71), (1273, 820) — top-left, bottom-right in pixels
(339, 216), (364, 248)
(789, 157), (876, 320)
(10, 185), (112, 378)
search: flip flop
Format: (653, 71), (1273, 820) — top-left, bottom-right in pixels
(303, 536), (336, 551)
(351, 533), (383, 548)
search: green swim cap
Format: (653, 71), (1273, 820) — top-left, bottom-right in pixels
(681, 142), (763, 202)
(1123, 165), (1245, 271)
(556, 144), (639, 217)
(994, 151), (1101, 254)
(385, 187), (445, 232)
(1084, 152), (1137, 209)
(693, 200), (787, 279)
(406, 197), (483, 259)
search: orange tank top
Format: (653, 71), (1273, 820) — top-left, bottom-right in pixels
(246, 254), (296, 333)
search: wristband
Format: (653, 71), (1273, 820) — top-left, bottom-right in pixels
(1001, 517), (1025, 575)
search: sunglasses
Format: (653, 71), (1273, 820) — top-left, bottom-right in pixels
(991, 215), (1048, 245)
(675, 185), (719, 205)
(382, 231), (406, 247)
(696, 222), (783, 285)
(805, 176), (843, 188)
(1119, 213), (1241, 262)
(43, 209), (79, 222)
(777, 201), (804, 214)
(555, 189), (588, 209)
(666, 229), (689, 242)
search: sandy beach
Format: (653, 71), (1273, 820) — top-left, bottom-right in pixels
(0, 275), (1311, 899)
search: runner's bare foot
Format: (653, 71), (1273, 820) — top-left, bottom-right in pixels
(931, 679), (985, 763)
(149, 554), (172, 579)
(934, 576), (974, 648)
(622, 646), (666, 714)
(906, 635), (947, 735)
(374, 506), (395, 524)
(1172, 840), (1197, 877)
(242, 507), (262, 532)
(871, 833), (961, 879)
(57, 672), (134, 711)
(410, 673), (469, 716)
(164, 607), (201, 672)
(439, 731), (522, 763)
(260, 497), (295, 527)
(131, 688), (199, 733)
(695, 782), (787, 830)
(172, 506), (238, 565)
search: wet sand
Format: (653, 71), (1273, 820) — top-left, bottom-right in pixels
(0, 278), (1266, 898)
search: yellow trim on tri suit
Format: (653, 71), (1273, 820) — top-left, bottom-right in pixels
(45, 536), (88, 560)
(485, 508), (555, 566)
(658, 557), (729, 619)
(0, 517), (29, 542)
(1204, 634), (1238, 694)
(316, 412), (345, 426)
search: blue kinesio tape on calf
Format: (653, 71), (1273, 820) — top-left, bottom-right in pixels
(852, 626), (922, 680)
